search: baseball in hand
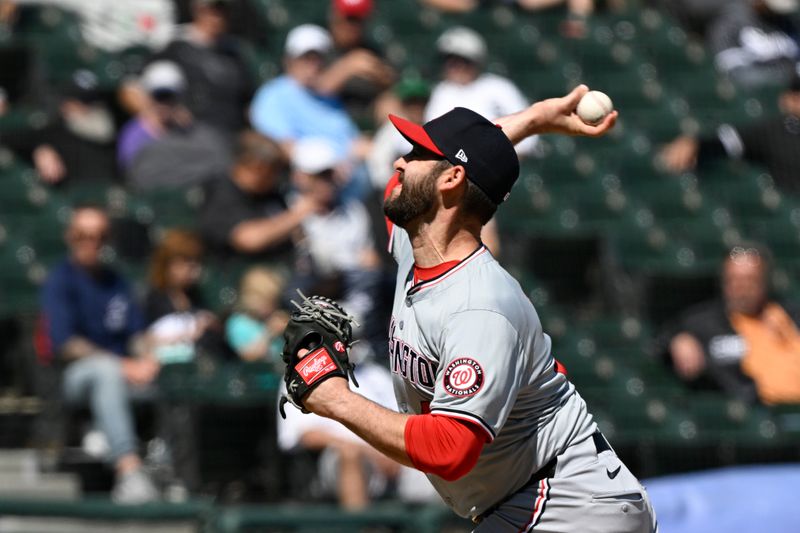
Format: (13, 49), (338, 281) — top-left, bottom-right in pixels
(576, 90), (614, 126)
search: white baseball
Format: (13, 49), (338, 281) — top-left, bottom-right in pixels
(576, 90), (614, 126)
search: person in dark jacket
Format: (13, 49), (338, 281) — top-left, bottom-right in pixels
(660, 74), (800, 192)
(40, 205), (159, 503)
(657, 243), (800, 404)
(5, 70), (118, 187)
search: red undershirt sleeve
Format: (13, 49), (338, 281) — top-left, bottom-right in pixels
(404, 414), (486, 482)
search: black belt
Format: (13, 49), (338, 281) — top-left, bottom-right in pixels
(474, 430), (610, 524)
(592, 429), (613, 454)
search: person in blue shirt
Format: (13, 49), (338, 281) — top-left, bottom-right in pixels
(40, 204), (159, 504)
(249, 23), (385, 202)
(249, 24), (372, 164)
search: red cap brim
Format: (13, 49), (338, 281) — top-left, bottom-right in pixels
(388, 114), (445, 157)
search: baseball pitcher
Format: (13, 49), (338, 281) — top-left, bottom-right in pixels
(280, 86), (658, 532)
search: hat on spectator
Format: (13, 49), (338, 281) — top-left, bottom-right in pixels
(141, 61), (186, 95)
(332, 0), (374, 19)
(389, 107), (519, 205)
(394, 78), (431, 102)
(285, 24), (333, 58)
(436, 26), (487, 64)
(764, 0), (798, 14)
(63, 69), (102, 102)
(292, 137), (343, 174)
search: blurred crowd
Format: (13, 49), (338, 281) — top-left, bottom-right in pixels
(0, 0), (798, 509)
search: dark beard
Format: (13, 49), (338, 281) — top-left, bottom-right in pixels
(383, 170), (438, 228)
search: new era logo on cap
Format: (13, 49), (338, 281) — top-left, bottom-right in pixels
(455, 149), (468, 162)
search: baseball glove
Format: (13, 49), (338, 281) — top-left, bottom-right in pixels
(279, 291), (359, 418)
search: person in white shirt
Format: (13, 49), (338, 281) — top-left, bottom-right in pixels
(8, 0), (174, 52)
(289, 137), (381, 329)
(277, 357), (439, 509)
(425, 26), (539, 158)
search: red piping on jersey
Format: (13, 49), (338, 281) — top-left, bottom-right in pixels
(405, 414), (485, 482)
(413, 260), (460, 284)
(409, 246), (488, 293)
(429, 408), (496, 442)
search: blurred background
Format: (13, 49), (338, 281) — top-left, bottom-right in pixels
(0, 0), (799, 531)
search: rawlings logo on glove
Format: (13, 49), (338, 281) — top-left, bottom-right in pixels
(296, 348), (338, 385)
(279, 291), (359, 418)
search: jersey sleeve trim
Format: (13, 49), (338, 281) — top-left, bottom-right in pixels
(404, 414), (485, 481)
(429, 407), (495, 442)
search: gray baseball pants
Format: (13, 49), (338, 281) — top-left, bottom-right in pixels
(474, 432), (658, 533)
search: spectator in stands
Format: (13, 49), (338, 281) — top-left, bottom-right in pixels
(277, 354), (438, 510)
(652, 0), (729, 36)
(5, 69), (117, 186)
(517, 0), (596, 39)
(119, 60), (231, 190)
(149, 0), (253, 134)
(145, 229), (216, 364)
(225, 266), (288, 365)
(199, 131), (321, 261)
(368, 78), (431, 190)
(171, 0), (270, 49)
(319, 0), (395, 124)
(426, 26), (539, 157)
(419, 0), (596, 38)
(288, 137), (381, 330)
(707, 0), (800, 90)
(39, 205), (159, 503)
(658, 244), (800, 404)
(249, 24), (363, 161)
(659, 74), (800, 193)
(2, 0), (175, 52)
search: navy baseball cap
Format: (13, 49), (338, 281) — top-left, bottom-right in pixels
(389, 107), (519, 205)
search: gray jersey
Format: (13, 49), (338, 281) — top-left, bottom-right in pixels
(388, 227), (597, 518)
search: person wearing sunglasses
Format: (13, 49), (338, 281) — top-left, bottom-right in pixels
(39, 205), (160, 503)
(119, 60), (231, 190)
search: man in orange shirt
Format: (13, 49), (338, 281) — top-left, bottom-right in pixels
(666, 244), (800, 404)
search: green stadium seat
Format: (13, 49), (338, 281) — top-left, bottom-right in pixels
(215, 502), (455, 533)
(57, 181), (114, 208)
(516, 59), (580, 100)
(0, 159), (52, 216)
(15, 5), (87, 84)
(0, 241), (42, 316)
(0, 106), (50, 135)
(3, 208), (69, 267)
(581, 315), (651, 350)
(605, 204), (710, 275)
(700, 163), (786, 221)
(135, 186), (205, 231)
(624, 174), (707, 220)
(198, 267), (238, 314)
(581, 382), (688, 441)
(159, 361), (280, 405)
(740, 209), (800, 269)
(497, 172), (593, 237)
(0, 497), (214, 527)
